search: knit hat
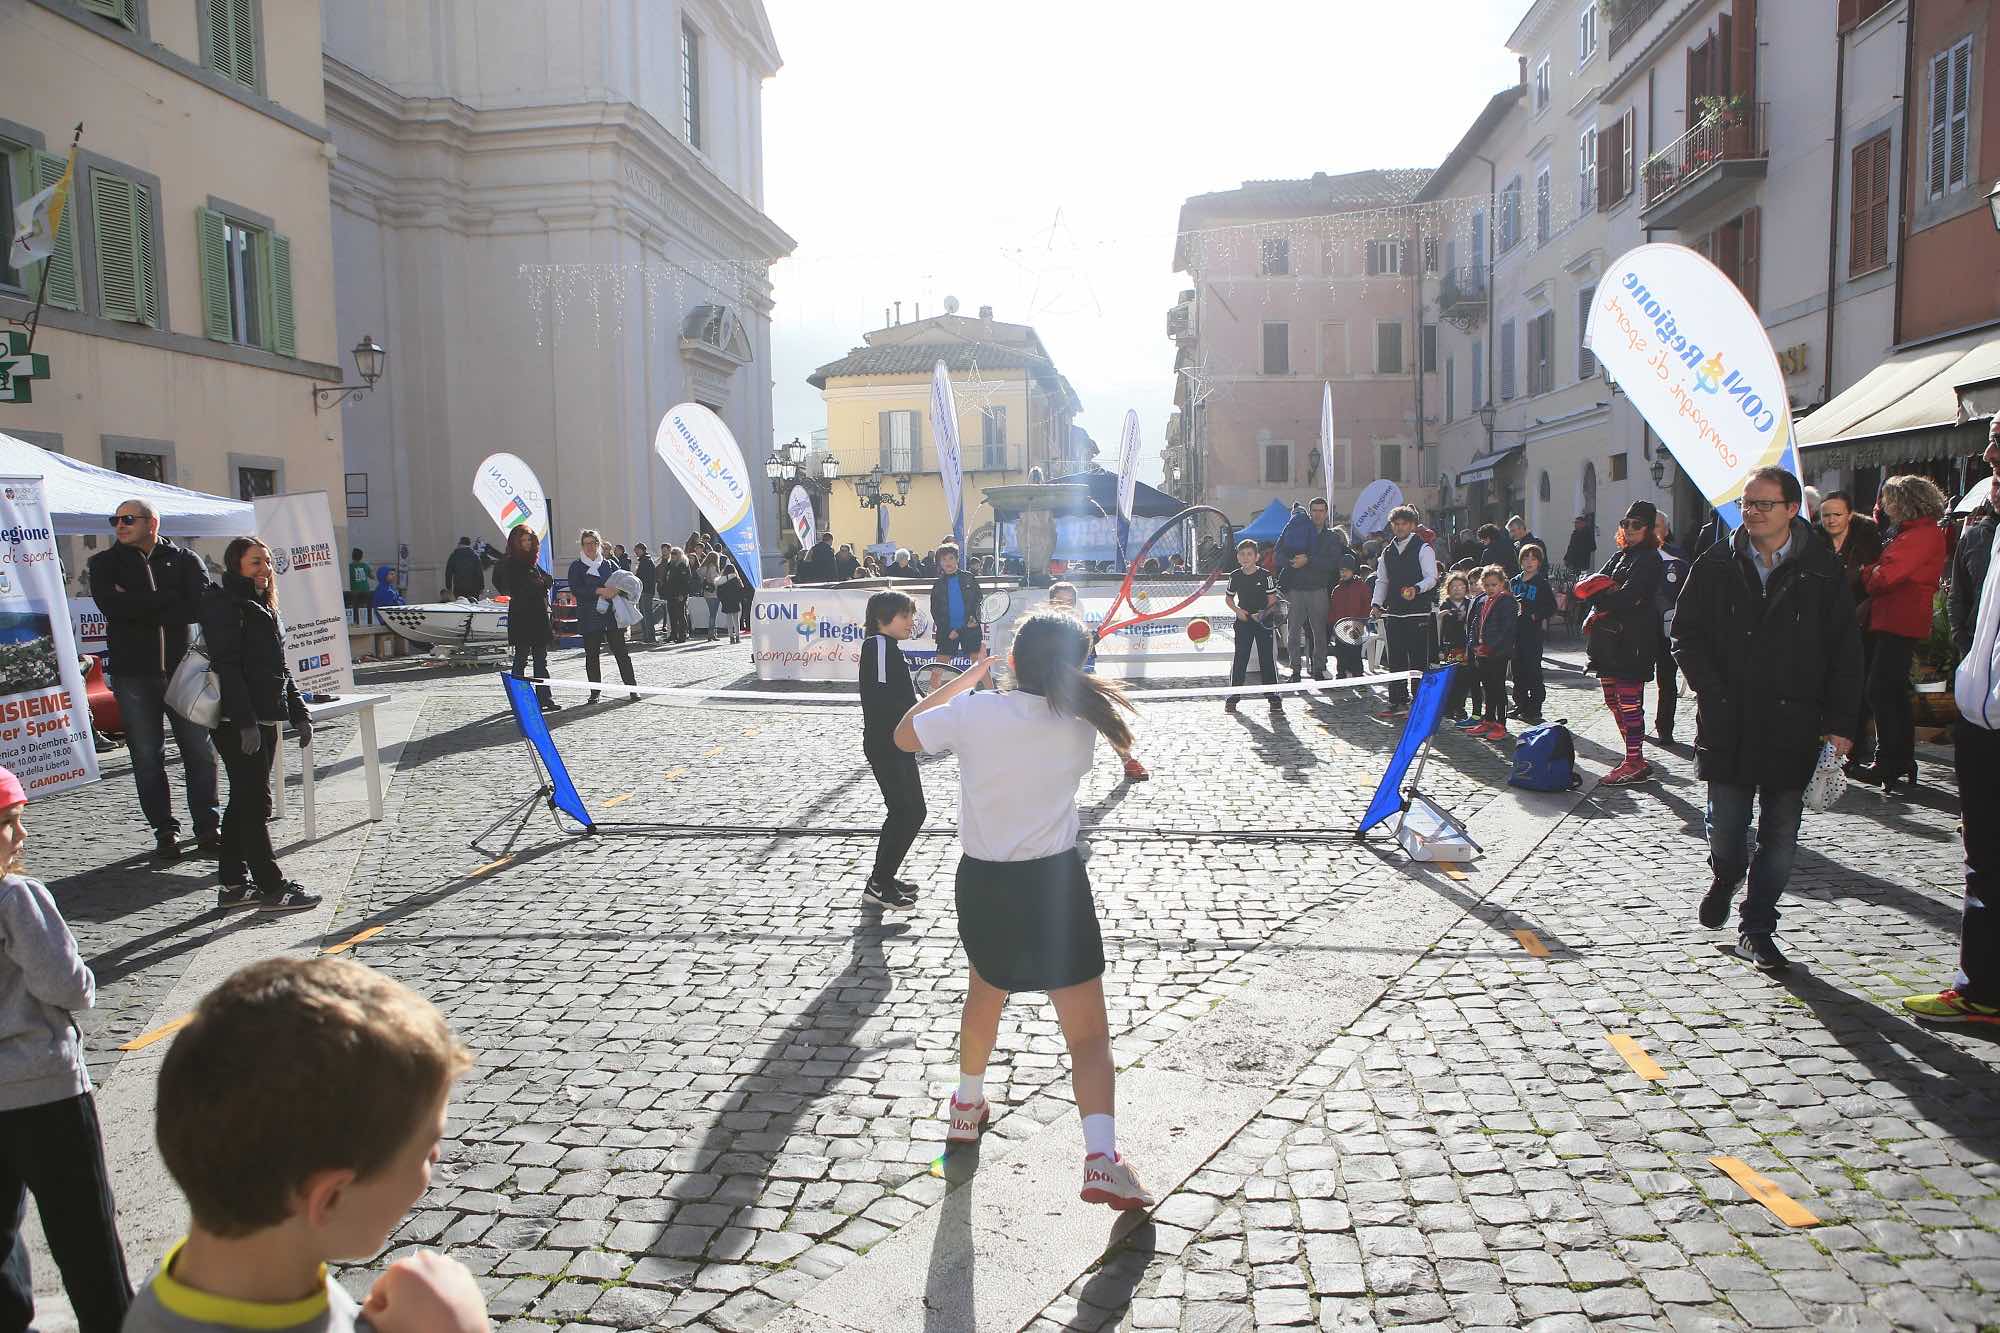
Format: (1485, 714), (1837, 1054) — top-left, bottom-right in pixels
(1623, 499), (1658, 526)
(0, 766), (23, 810)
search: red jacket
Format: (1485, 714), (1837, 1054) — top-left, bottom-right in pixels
(1861, 515), (1945, 639)
(1327, 577), (1372, 625)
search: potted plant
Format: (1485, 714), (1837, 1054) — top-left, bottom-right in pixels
(1911, 585), (1960, 726)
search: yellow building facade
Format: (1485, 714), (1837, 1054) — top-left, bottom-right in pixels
(809, 311), (1081, 560)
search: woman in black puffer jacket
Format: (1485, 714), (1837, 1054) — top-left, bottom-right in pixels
(493, 525), (559, 711)
(199, 537), (318, 913)
(1578, 500), (1666, 785)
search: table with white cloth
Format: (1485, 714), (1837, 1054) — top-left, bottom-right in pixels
(271, 692), (391, 840)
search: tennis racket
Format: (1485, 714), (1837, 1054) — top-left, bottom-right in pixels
(1093, 505), (1237, 643)
(978, 587), (1013, 623)
(912, 660), (963, 697)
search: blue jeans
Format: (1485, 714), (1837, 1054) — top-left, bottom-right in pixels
(1705, 781), (1805, 937)
(109, 673), (219, 840)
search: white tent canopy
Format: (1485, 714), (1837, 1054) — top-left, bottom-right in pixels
(0, 432), (254, 537)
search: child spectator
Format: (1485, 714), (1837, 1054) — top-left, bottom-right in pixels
(124, 957), (486, 1333)
(1466, 565), (1519, 741)
(1327, 555), (1372, 680)
(1437, 572), (1480, 727)
(1510, 544), (1557, 725)
(0, 766), (131, 1333)
(858, 591), (923, 911)
(929, 544), (982, 662)
(1223, 539), (1281, 713)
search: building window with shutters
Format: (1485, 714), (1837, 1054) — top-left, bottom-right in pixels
(1376, 321), (1404, 375)
(1534, 58), (1552, 113)
(1578, 285), (1597, 380)
(87, 167), (160, 328)
(1471, 339), (1483, 409)
(1850, 133), (1892, 277)
(1610, 452), (1628, 482)
(238, 466), (276, 500)
(980, 406), (1007, 469)
(0, 146), (20, 293)
(1259, 237), (1289, 276)
(1500, 320), (1516, 400)
(1379, 442), (1402, 484)
(78, 0), (140, 32)
(1929, 36), (1973, 199)
(1421, 323), (1438, 373)
(1262, 440), (1291, 486)
(682, 21), (704, 150)
(1579, 2), (1598, 62)
(879, 410), (920, 473)
(1535, 168), (1552, 245)
(197, 204), (295, 355)
(1577, 128), (1598, 214)
(116, 450), (166, 482)
(1365, 240), (1403, 275)
(1445, 358), (1456, 423)
(1262, 322), (1290, 375)
(1422, 234), (1440, 273)
(1531, 310), (1555, 394)
(345, 473), (369, 518)
(14, 148), (78, 311)
(1597, 109), (1636, 208)
(199, 0), (260, 93)
(1500, 178), (1522, 249)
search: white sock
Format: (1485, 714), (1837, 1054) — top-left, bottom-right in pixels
(1082, 1113), (1116, 1159)
(956, 1072), (984, 1104)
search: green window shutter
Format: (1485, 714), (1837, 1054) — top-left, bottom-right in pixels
(229, 0), (259, 88)
(91, 172), (141, 323)
(132, 182), (158, 327)
(32, 152), (78, 311)
(196, 207), (232, 341)
(79, 0), (136, 30)
(267, 231), (295, 357)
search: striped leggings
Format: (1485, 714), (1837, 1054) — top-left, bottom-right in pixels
(1601, 677), (1646, 766)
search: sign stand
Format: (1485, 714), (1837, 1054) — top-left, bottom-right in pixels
(1354, 665), (1481, 861)
(1388, 732), (1482, 863)
(476, 674), (596, 856)
(472, 735), (589, 859)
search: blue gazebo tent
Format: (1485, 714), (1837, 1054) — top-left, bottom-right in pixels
(1237, 498), (1292, 544)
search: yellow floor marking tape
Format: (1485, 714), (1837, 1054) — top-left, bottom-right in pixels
(743, 726), (762, 738)
(324, 926), (384, 956)
(662, 768), (687, 781)
(602, 792), (633, 808)
(703, 745), (725, 757)
(1607, 1033), (1666, 1081)
(1710, 1156), (1820, 1227)
(467, 855), (515, 878)
(118, 1015), (191, 1051)
(1513, 929), (1551, 958)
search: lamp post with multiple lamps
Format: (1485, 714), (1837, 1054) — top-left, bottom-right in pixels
(310, 335), (387, 414)
(851, 463), (912, 549)
(766, 436), (839, 554)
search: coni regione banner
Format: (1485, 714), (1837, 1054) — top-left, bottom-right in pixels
(0, 477), (96, 796)
(253, 492), (356, 698)
(471, 452), (552, 574)
(1584, 243), (1799, 528)
(751, 586), (1235, 683)
(655, 403), (764, 585)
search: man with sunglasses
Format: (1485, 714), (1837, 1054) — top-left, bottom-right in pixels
(1672, 467), (1861, 972)
(85, 500), (219, 859)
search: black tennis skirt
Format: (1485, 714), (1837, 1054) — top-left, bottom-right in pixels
(954, 847), (1105, 993)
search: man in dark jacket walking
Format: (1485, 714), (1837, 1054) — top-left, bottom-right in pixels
(797, 533), (838, 584)
(444, 537), (485, 599)
(1673, 467), (1862, 972)
(86, 499), (219, 859)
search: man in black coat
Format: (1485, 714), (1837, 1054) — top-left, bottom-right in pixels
(797, 533), (838, 584)
(633, 543), (659, 643)
(86, 498), (219, 858)
(444, 537), (485, 599)
(1507, 515), (1543, 563)
(1673, 467), (1862, 972)
(1476, 523), (1517, 577)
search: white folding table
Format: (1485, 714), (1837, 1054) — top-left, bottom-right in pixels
(271, 692), (392, 840)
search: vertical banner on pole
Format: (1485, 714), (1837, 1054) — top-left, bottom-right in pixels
(788, 484), (816, 550)
(253, 492), (357, 698)
(930, 360), (965, 554)
(0, 476), (96, 794)
(1320, 382), (1336, 515)
(1115, 408), (1140, 566)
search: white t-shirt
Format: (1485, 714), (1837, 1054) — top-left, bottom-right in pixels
(912, 689), (1097, 861)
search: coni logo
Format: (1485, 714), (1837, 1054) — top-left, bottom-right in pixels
(797, 608), (819, 640)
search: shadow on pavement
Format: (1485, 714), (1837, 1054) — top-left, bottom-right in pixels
(922, 1154), (977, 1333)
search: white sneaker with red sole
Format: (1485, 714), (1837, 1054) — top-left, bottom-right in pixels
(1080, 1153), (1154, 1211)
(946, 1096), (990, 1144)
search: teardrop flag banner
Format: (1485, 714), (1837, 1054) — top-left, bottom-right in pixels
(655, 403), (764, 585)
(472, 451), (553, 572)
(788, 483), (816, 549)
(930, 360), (965, 554)
(1583, 243), (1799, 529)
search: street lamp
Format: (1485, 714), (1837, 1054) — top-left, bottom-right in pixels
(311, 335), (387, 414)
(1650, 452), (1671, 489)
(853, 464), (911, 509)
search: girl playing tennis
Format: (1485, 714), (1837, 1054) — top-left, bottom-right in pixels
(895, 609), (1153, 1210)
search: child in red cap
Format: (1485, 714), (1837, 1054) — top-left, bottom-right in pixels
(0, 765), (133, 1332)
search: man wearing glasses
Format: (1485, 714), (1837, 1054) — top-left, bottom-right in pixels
(85, 499), (220, 859)
(1672, 467), (1862, 972)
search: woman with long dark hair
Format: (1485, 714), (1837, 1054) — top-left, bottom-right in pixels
(1576, 500), (1666, 785)
(199, 537), (318, 913)
(1852, 475), (1948, 792)
(894, 609), (1153, 1212)
(494, 526), (559, 712)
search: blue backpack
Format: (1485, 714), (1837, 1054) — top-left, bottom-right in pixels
(1508, 721), (1580, 791)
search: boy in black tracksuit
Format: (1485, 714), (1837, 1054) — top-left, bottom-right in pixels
(1509, 544), (1557, 725)
(1224, 539), (1281, 712)
(859, 591), (923, 910)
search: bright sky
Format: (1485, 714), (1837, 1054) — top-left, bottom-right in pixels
(761, 0), (1524, 484)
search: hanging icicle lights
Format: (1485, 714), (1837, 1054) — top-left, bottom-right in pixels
(520, 256), (772, 348)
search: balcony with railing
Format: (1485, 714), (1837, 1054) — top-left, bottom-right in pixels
(1606, 0), (1668, 55)
(1641, 102), (1769, 229)
(1437, 264), (1488, 330)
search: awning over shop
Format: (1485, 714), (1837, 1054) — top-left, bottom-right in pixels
(1796, 328), (2000, 472)
(1456, 444), (1523, 486)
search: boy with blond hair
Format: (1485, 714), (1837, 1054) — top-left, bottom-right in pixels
(123, 957), (486, 1332)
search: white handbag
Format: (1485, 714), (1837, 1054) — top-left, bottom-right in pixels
(1803, 740), (1846, 814)
(165, 631), (222, 729)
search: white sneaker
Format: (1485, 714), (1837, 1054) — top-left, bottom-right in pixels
(1080, 1153), (1154, 1211)
(946, 1096), (989, 1144)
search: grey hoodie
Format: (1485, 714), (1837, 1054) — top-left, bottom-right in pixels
(0, 873), (94, 1112)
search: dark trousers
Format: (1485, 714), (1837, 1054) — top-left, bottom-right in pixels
(939, 629), (982, 662)
(1706, 781), (1805, 937)
(212, 723), (282, 888)
(1229, 618), (1276, 701)
(1476, 654), (1510, 724)
(1384, 615), (1429, 707)
(109, 673), (219, 840)
(583, 627), (636, 697)
(0, 1094), (130, 1333)
(1513, 623), (1545, 720)
(1955, 721), (2000, 1004)
(637, 595), (656, 642)
(866, 742), (926, 883)
(668, 597), (690, 642)
(511, 644), (554, 706)
(1866, 631), (1918, 774)
(1332, 641), (1364, 679)
(1655, 637), (1680, 736)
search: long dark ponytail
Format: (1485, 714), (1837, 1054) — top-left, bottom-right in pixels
(1009, 609), (1134, 751)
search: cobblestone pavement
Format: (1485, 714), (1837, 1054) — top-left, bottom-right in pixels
(31, 636), (2000, 1332)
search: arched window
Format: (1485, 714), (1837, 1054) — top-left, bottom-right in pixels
(1581, 461), (1599, 516)
(1538, 470), (1552, 502)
